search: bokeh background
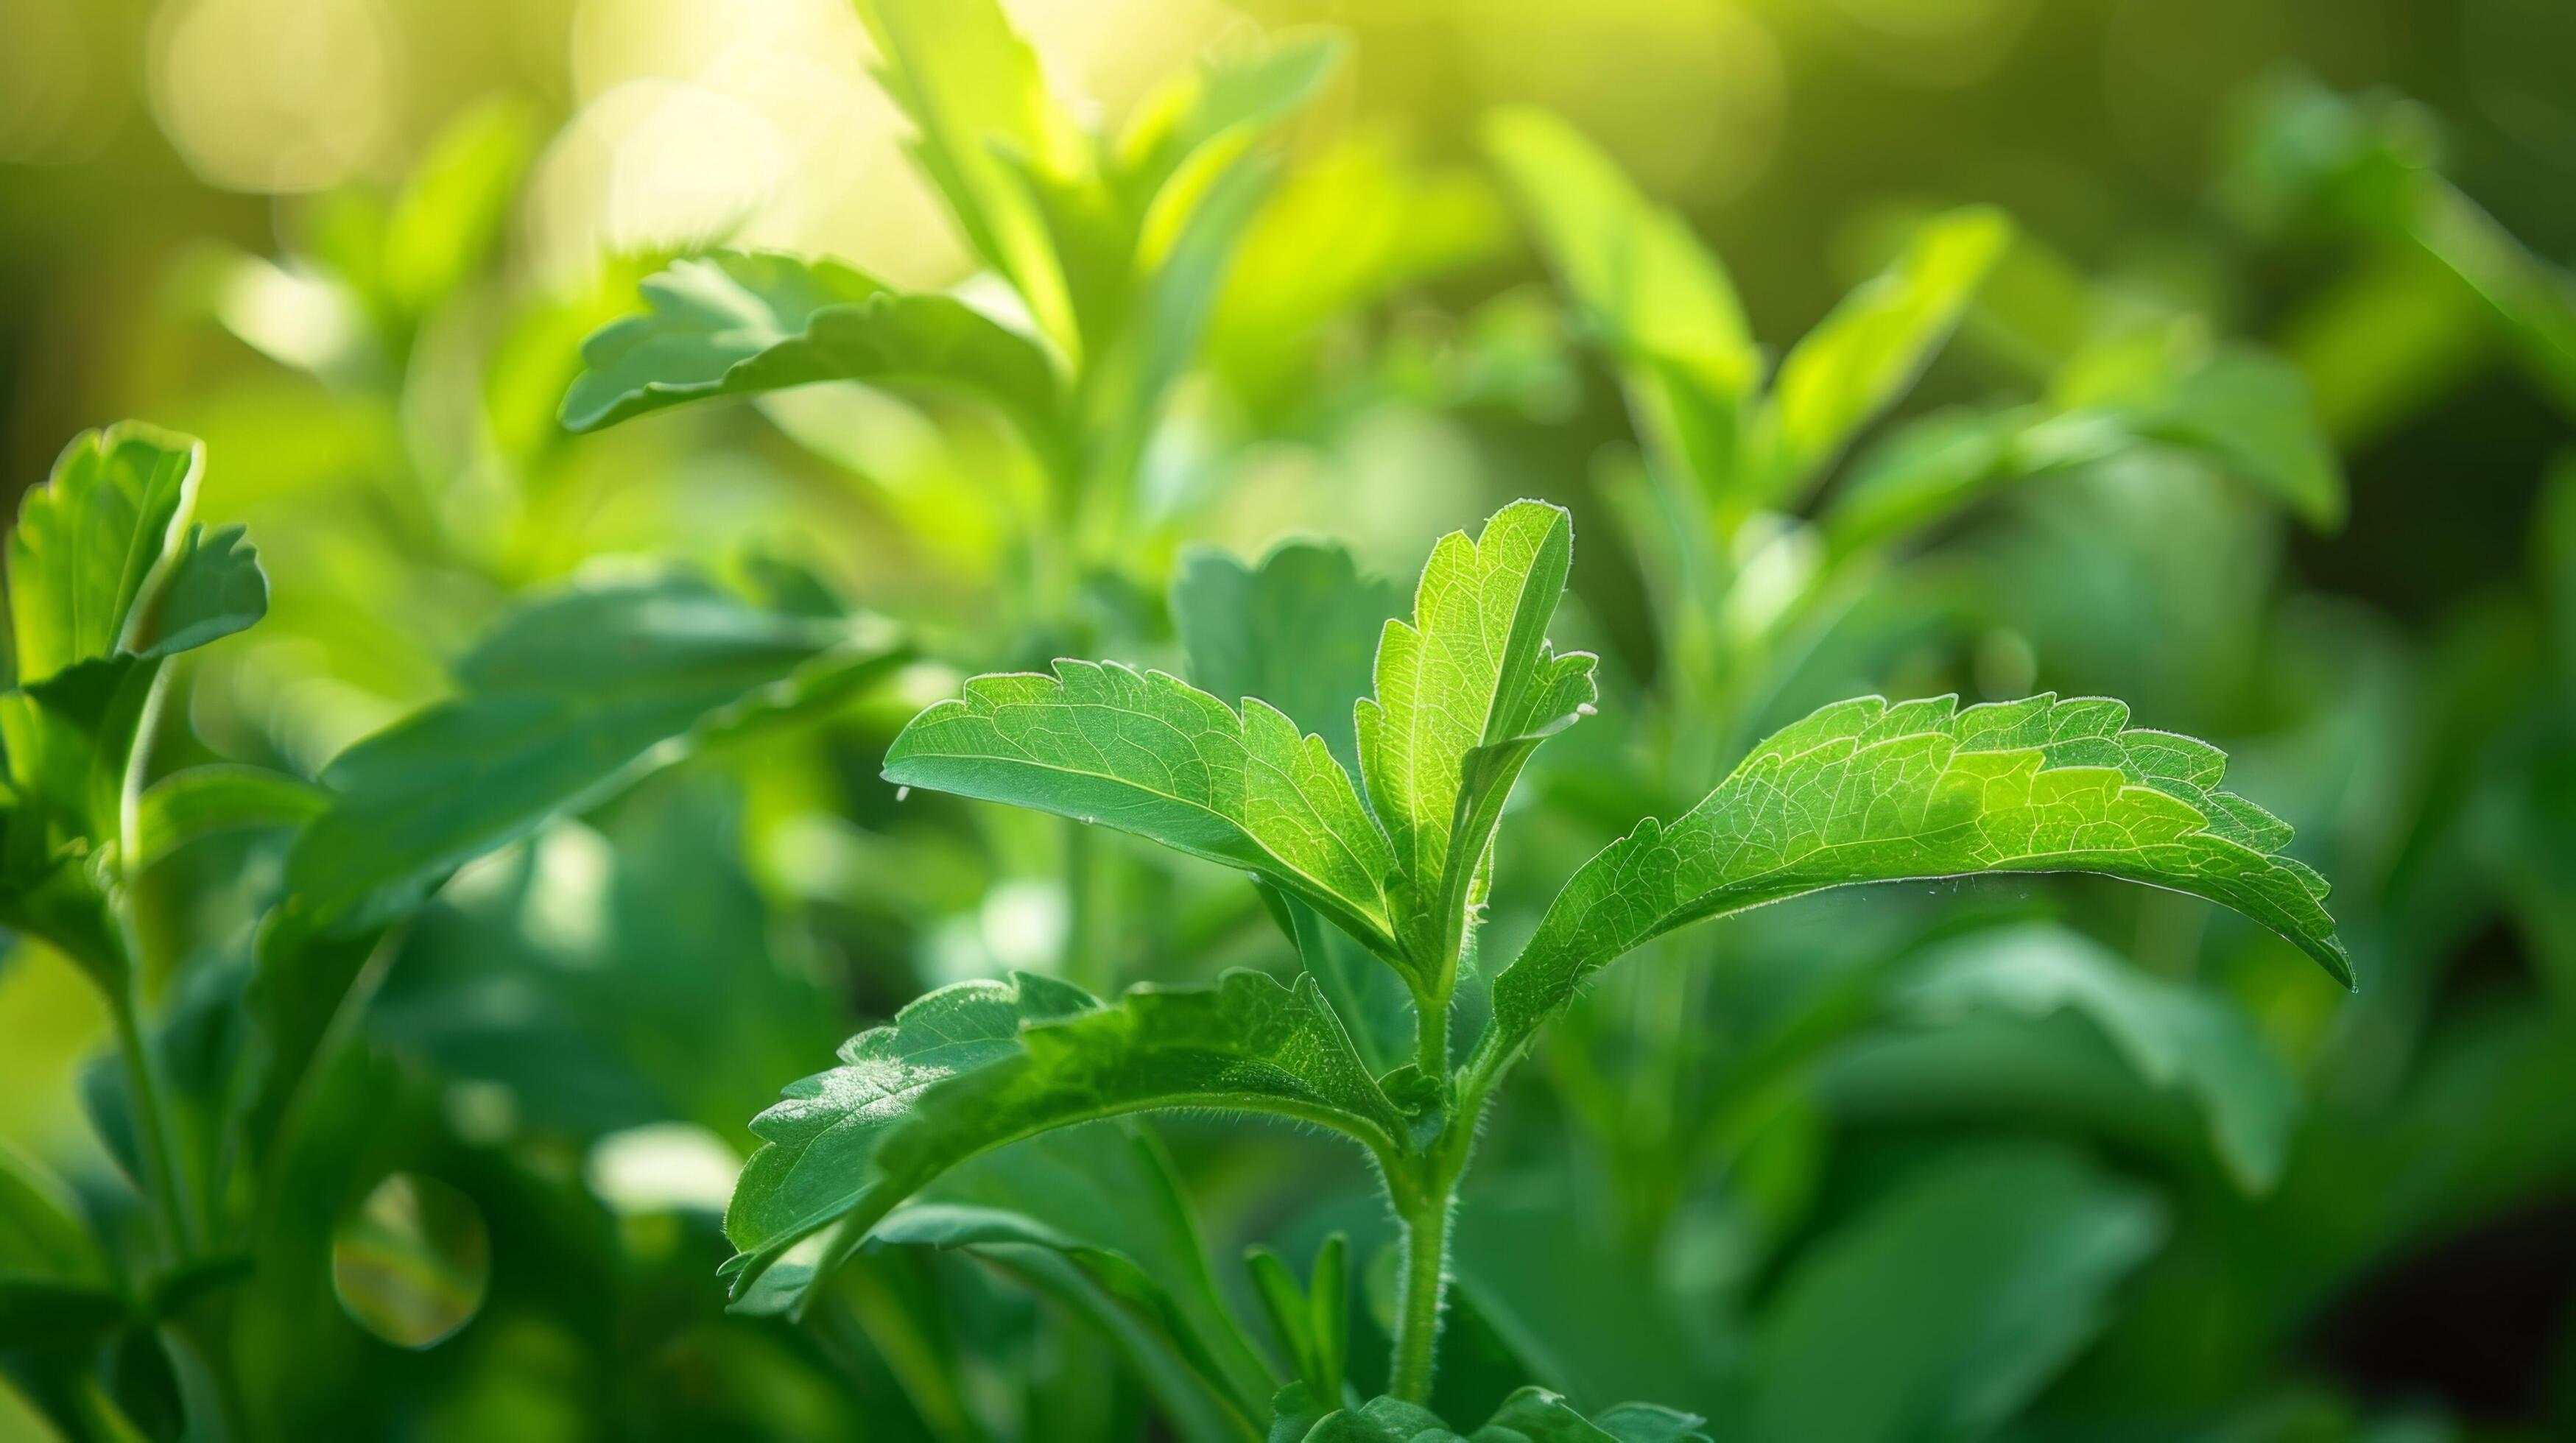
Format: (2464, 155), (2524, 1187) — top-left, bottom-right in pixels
(2, 0), (2573, 1438)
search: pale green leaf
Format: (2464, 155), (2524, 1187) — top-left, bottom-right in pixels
(726, 970), (1405, 1310)
(1478, 693), (2351, 1079)
(560, 251), (1061, 434)
(1119, 33), (1345, 205)
(1482, 107), (1756, 406)
(1894, 922), (2299, 1192)
(1759, 207), (2011, 501)
(1174, 540), (1399, 775)
(1356, 500), (1595, 977)
(133, 763), (328, 872)
(884, 660), (1401, 958)
(381, 96), (539, 314)
(1740, 1144), (2163, 1443)
(857, 0), (1086, 360)
(8, 423), (200, 686)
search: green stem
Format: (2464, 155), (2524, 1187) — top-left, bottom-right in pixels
(1387, 1182), (1454, 1405)
(107, 974), (193, 1260)
(1412, 983), (1449, 1084)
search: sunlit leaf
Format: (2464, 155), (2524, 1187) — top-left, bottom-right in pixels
(380, 96), (539, 315)
(1758, 207), (2010, 502)
(560, 251), (1062, 434)
(883, 660), (1402, 959)
(856, 0), (1088, 361)
(1482, 107), (1756, 407)
(1357, 501), (1595, 981)
(1119, 33), (1344, 207)
(1479, 693), (2350, 1079)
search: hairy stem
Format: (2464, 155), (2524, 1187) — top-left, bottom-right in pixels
(1387, 1183), (1454, 1404)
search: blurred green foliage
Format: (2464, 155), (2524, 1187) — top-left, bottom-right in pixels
(0, 0), (2571, 1439)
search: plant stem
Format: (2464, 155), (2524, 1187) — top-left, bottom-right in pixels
(1412, 983), (1449, 1083)
(107, 971), (193, 1259)
(1387, 1183), (1454, 1404)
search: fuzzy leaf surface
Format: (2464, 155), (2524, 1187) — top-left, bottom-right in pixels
(1480, 693), (2350, 1076)
(885, 660), (1401, 956)
(560, 251), (1060, 432)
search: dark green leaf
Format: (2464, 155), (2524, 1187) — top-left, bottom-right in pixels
(1895, 922), (2299, 1191)
(726, 970), (1405, 1312)
(1739, 1144), (2164, 1443)
(1265, 1385), (1709, 1443)
(274, 572), (899, 936)
(560, 251), (1061, 433)
(1174, 540), (1399, 776)
(1479, 693), (2350, 1081)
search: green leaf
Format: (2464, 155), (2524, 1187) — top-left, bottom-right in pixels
(1757, 206), (2011, 502)
(1482, 107), (1756, 407)
(1739, 1144), (2164, 1443)
(129, 523), (267, 660)
(1894, 922), (2299, 1192)
(8, 423), (201, 686)
(884, 660), (1403, 959)
(2054, 339), (2346, 529)
(1266, 1385), (1710, 1443)
(132, 763), (328, 872)
(1356, 500), (1596, 980)
(856, 0), (1088, 361)
(1478, 693), (2350, 1080)
(0, 1144), (124, 1351)
(1119, 33), (1345, 207)
(380, 96), (539, 315)
(725, 970), (1405, 1311)
(560, 251), (1062, 434)
(275, 571), (899, 936)
(873, 1202), (1267, 1438)
(1175, 540), (1400, 775)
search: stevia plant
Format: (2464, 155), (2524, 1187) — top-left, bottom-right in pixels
(0, 422), (907, 1440)
(723, 498), (2349, 1433)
